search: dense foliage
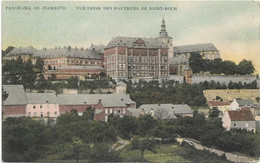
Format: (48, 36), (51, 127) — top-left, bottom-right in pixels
(189, 52), (255, 75)
(126, 80), (207, 107)
(2, 59), (115, 93)
(3, 110), (260, 162)
(125, 79), (257, 107)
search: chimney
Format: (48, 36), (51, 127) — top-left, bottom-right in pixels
(81, 47), (83, 51)
(68, 46), (71, 51)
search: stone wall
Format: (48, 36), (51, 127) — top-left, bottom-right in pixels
(203, 89), (260, 102)
(192, 75), (256, 85)
(178, 138), (257, 163)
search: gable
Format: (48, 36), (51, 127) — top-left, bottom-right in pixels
(133, 38), (146, 47)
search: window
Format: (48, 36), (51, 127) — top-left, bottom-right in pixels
(33, 106), (36, 109)
(40, 105), (43, 109)
(41, 112), (43, 118)
(105, 109), (108, 114)
(123, 109), (125, 114)
(110, 109), (113, 114)
(34, 112), (37, 116)
(105, 116), (108, 122)
(118, 109), (121, 114)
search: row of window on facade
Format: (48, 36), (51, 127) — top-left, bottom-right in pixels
(28, 111), (58, 117)
(106, 55), (167, 63)
(104, 108), (125, 114)
(44, 59), (100, 65)
(107, 63), (168, 70)
(32, 104), (57, 109)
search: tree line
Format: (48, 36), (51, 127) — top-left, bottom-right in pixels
(189, 52), (255, 75)
(2, 58), (115, 93)
(3, 109), (260, 162)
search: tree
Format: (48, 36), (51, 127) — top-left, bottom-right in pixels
(89, 143), (120, 162)
(2, 117), (51, 162)
(60, 137), (90, 162)
(2, 46), (15, 56)
(2, 86), (9, 102)
(36, 74), (47, 90)
(222, 60), (237, 75)
(134, 114), (158, 136)
(130, 137), (156, 161)
(82, 107), (95, 121)
(209, 107), (220, 118)
(67, 76), (79, 89)
(238, 59), (255, 75)
(22, 59), (37, 90)
(35, 58), (44, 73)
(189, 52), (206, 74)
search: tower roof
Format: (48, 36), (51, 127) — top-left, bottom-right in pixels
(159, 18), (168, 37)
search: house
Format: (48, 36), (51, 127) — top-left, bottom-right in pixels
(251, 104), (260, 130)
(3, 46), (36, 62)
(138, 104), (193, 119)
(58, 94), (136, 121)
(2, 85), (27, 118)
(222, 108), (256, 133)
(208, 101), (231, 115)
(25, 93), (59, 119)
(230, 98), (255, 110)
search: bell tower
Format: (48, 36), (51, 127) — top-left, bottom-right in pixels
(157, 18), (173, 58)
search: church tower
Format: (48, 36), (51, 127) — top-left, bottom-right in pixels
(157, 18), (173, 58)
(159, 18), (168, 37)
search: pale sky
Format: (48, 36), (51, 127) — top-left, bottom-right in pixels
(2, 1), (260, 73)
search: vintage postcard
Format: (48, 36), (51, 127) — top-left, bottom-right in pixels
(2, 0), (260, 162)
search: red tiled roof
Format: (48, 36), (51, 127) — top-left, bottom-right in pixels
(208, 101), (231, 107)
(228, 108), (255, 121)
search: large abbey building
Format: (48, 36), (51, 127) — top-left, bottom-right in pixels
(104, 18), (173, 80)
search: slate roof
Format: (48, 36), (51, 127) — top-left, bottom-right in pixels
(168, 57), (189, 65)
(6, 46), (36, 56)
(173, 43), (218, 53)
(252, 104), (260, 109)
(34, 48), (101, 59)
(208, 101), (231, 107)
(58, 94), (135, 107)
(2, 85), (27, 105)
(127, 108), (142, 117)
(25, 93), (58, 104)
(236, 99), (255, 106)
(228, 108), (255, 121)
(139, 104), (193, 119)
(106, 37), (168, 49)
(89, 44), (105, 53)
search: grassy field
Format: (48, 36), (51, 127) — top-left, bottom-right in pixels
(39, 142), (231, 162)
(120, 142), (232, 163)
(120, 143), (189, 162)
